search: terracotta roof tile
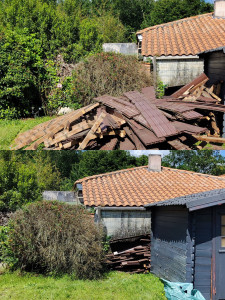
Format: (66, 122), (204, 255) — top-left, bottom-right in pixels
(76, 166), (225, 207)
(137, 13), (225, 57)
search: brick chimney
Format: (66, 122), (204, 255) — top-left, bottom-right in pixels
(214, 0), (225, 18)
(148, 154), (162, 172)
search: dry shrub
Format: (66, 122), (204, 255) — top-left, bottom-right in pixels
(7, 201), (104, 279)
(72, 52), (153, 106)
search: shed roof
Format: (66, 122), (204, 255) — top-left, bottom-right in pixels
(137, 13), (225, 57)
(75, 166), (225, 207)
(144, 188), (225, 211)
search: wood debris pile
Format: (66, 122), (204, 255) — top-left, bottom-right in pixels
(12, 73), (225, 150)
(106, 234), (150, 274)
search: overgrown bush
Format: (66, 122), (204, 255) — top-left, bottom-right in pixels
(68, 52), (153, 106)
(5, 201), (105, 279)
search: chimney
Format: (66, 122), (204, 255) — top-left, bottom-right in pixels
(214, 0), (225, 19)
(148, 154), (162, 172)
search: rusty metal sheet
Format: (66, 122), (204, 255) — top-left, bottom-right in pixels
(124, 91), (178, 138)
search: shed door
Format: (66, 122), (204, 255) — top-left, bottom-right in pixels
(215, 207), (225, 300)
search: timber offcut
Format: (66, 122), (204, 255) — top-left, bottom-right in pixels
(12, 73), (225, 150)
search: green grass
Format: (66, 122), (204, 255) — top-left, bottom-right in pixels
(0, 271), (166, 300)
(0, 117), (55, 150)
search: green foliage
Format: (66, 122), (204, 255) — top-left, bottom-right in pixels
(68, 150), (141, 186)
(0, 151), (61, 211)
(5, 201), (105, 279)
(0, 226), (17, 266)
(70, 52), (152, 106)
(156, 80), (167, 99)
(149, 0), (213, 26)
(0, 29), (45, 117)
(162, 150), (225, 175)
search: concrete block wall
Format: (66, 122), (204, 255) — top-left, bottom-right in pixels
(42, 191), (80, 205)
(156, 58), (204, 87)
(95, 208), (151, 236)
(103, 43), (138, 56)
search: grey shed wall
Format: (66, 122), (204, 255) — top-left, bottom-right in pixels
(191, 207), (213, 300)
(95, 208), (151, 237)
(150, 206), (189, 282)
(154, 56), (204, 87)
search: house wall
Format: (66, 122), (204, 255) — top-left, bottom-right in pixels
(103, 43), (138, 56)
(95, 208), (151, 237)
(151, 206), (189, 282)
(155, 56), (204, 87)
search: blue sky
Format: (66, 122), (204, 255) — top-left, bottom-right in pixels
(129, 150), (225, 157)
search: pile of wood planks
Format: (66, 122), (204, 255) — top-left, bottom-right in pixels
(106, 234), (150, 274)
(12, 73), (225, 150)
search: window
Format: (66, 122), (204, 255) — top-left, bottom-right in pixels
(221, 215), (225, 247)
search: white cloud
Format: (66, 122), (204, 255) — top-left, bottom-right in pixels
(129, 150), (170, 157)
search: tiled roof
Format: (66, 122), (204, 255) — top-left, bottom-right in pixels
(137, 13), (225, 57)
(75, 166), (225, 207)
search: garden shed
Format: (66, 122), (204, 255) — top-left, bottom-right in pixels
(75, 155), (225, 237)
(136, 0), (225, 87)
(145, 189), (225, 300)
(199, 46), (225, 137)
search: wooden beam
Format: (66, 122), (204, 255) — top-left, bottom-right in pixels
(78, 112), (106, 150)
(192, 135), (225, 144)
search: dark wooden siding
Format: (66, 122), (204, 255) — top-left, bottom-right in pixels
(204, 51), (225, 102)
(151, 206), (189, 282)
(192, 208), (213, 300)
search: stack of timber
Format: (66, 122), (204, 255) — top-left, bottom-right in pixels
(12, 73), (225, 150)
(106, 234), (151, 274)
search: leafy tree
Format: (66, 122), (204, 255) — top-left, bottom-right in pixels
(0, 151), (61, 211)
(149, 0), (213, 26)
(162, 150), (225, 175)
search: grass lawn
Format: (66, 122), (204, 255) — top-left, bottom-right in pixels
(0, 271), (166, 300)
(0, 117), (55, 150)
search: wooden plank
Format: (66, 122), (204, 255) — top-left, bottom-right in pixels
(167, 139), (191, 150)
(119, 137), (136, 150)
(14, 103), (99, 150)
(192, 135), (225, 144)
(141, 86), (156, 102)
(44, 120), (93, 148)
(78, 112), (106, 150)
(172, 121), (208, 135)
(128, 119), (165, 146)
(171, 73), (209, 98)
(99, 138), (118, 150)
(95, 95), (139, 118)
(180, 111), (203, 120)
(124, 91), (178, 138)
(123, 126), (146, 150)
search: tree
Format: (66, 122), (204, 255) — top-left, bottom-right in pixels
(162, 150), (225, 175)
(149, 0), (213, 26)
